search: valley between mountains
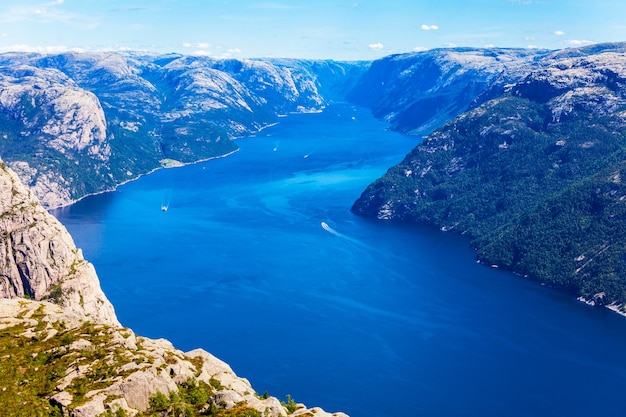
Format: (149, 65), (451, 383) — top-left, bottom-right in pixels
(2, 42), (626, 416)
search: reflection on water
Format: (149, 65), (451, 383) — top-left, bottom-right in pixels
(53, 104), (626, 417)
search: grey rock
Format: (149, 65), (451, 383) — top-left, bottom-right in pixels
(72, 394), (107, 417)
(0, 297), (349, 417)
(0, 160), (119, 325)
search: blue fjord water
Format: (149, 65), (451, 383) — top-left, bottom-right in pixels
(53, 104), (626, 417)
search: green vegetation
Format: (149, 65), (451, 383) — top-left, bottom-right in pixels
(354, 95), (626, 304)
(281, 394), (299, 414)
(0, 304), (280, 417)
(142, 378), (261, 417)
(0, 316), (116, 415)
(47, 283), (64, 305)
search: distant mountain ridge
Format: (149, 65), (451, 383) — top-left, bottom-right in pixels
(0, 52), (365, 208)
(0, 48), (551, 209)
(353, 42), (626, 308)
(348, 47), (549, 135)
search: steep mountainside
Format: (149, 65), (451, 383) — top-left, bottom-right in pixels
(0, 52), (365, 208)
(0, 159), (118, 325)
(353, 42), (626, 307)
(0, 160), (347, 417)
(348, 47), (549, 135)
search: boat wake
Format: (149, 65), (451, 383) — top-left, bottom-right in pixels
(321, 221), (340, 236)
(320, 221), (375, 252)
(161, 187), (173, 212)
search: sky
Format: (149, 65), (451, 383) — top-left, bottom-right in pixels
(0, 0), (625, 60)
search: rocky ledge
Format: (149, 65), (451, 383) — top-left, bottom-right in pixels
(0, 298), (347, 417)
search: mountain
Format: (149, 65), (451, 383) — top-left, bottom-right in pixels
(0, 49), (551, 209)
(352, 42), (626, 308)
(348, 47), (549, 135)
(0, 160), (347, 417)
(0, 52), (366, 208)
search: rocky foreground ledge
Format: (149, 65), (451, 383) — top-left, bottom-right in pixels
(0, 159), (348, 416)
(0, 298), (347, 417)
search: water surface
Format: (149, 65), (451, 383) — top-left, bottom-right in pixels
(53, 104), (626, 417)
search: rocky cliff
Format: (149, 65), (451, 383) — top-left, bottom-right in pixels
(0, 159), (118, 326)
(0, 161), (347, 416)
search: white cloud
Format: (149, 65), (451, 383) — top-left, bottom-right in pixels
(566, 39), (594, 45)
(421, 24), (439, 31)
(554, 30), (566, 36)
(0, 1), (97, 29)
(368, 42), (384, 50)
(191, 49), (212, 56)
(219, 48), (243, 58)
(183, 42), (212, 49)
(0, 44), (84, 54)
(484, 43), (495, 48)
(413, 46), (428, 52)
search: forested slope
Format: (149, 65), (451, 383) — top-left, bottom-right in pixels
(353, 43), (626, 306)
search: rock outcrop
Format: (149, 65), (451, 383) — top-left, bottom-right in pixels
(0, 298), (348, 416)
(0, 159), (118, 326)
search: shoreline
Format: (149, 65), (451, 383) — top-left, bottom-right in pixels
(576, 295), (626, 319)
(47, 148), (240, 213)
(475, 252), (626, 321)
(47, 105), (333, 213)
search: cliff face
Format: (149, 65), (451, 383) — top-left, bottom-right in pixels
(0, 159), (118, 326)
